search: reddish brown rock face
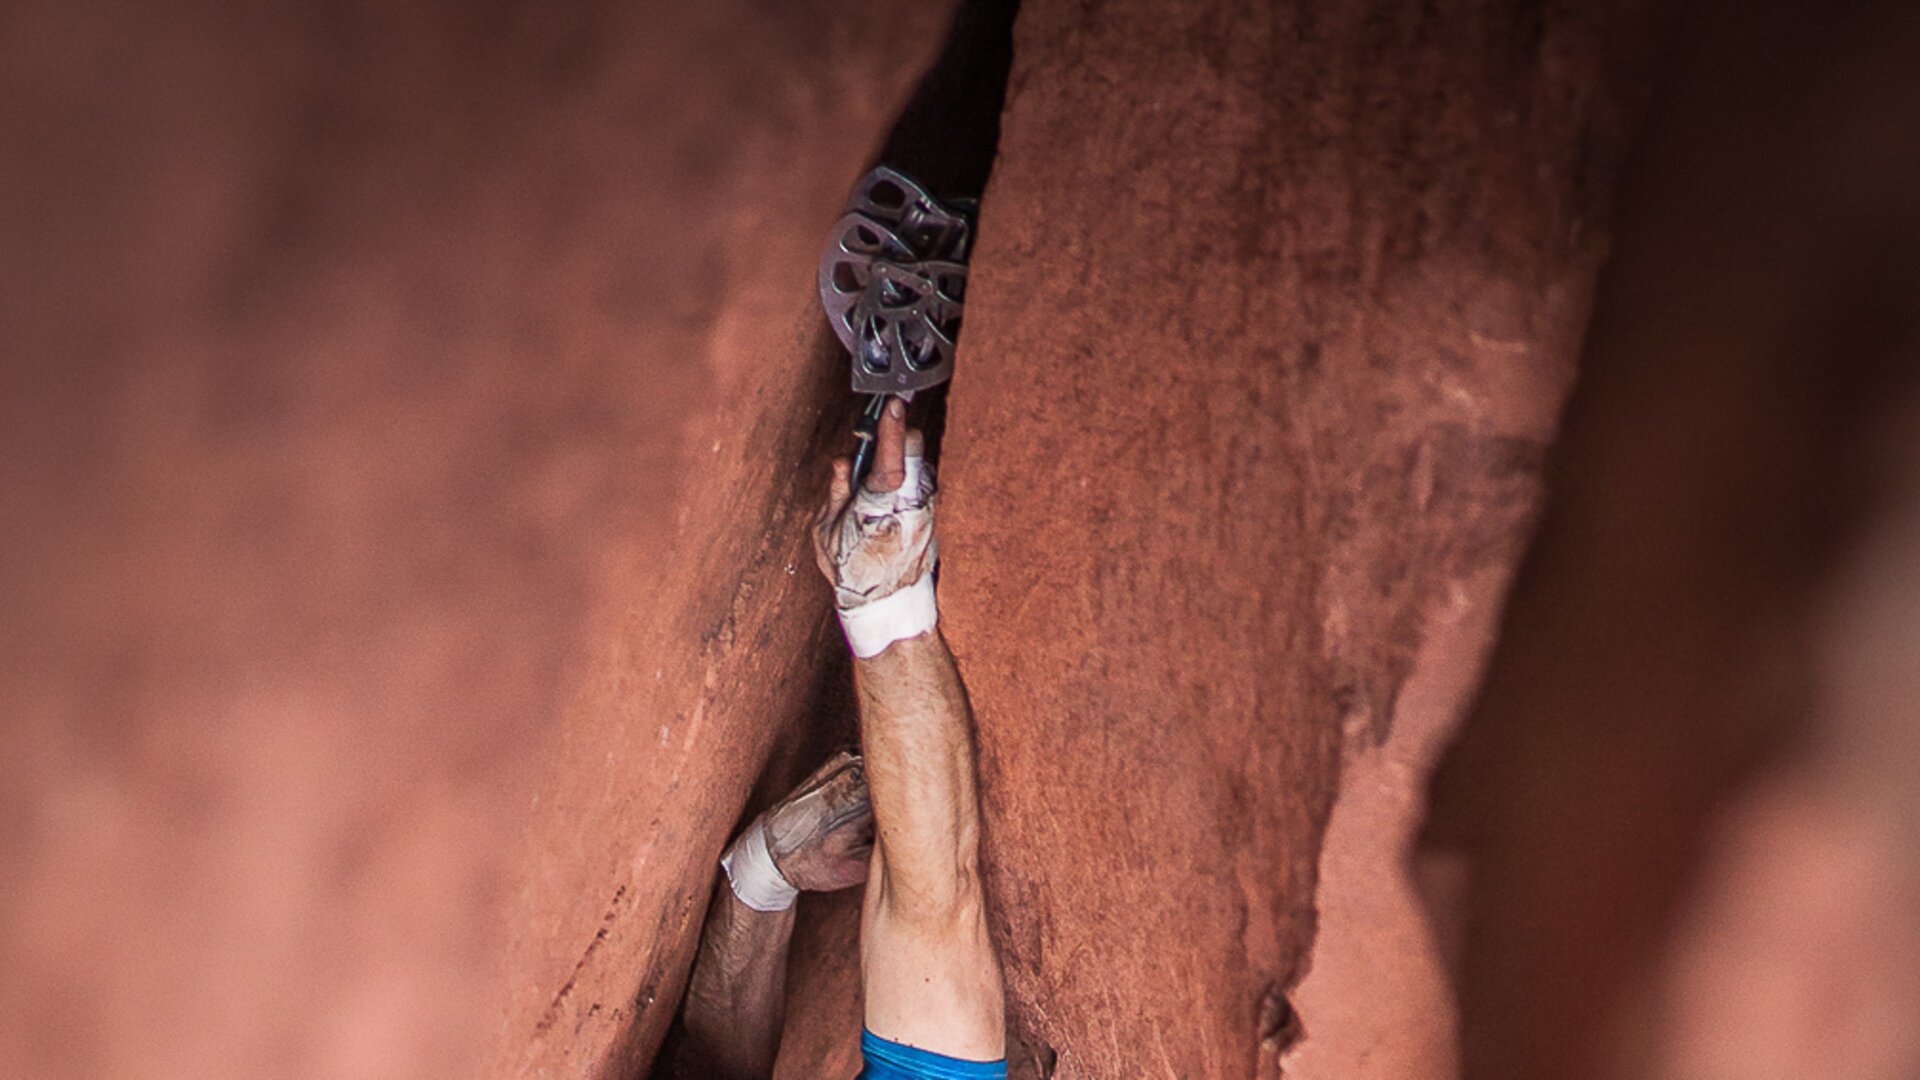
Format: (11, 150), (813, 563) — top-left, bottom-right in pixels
(10, 1), (1915, 1078)
(1423, 3), (1920, 1078)
(933, 1), (1659, 1075)
(0, 2), (947, 1077)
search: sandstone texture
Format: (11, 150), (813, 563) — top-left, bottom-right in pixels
(0, 2), (947, 1077)
(1422, 3), (1920, 1078)
(10, 1), (1915, 1079)
(934, 1), (1657, 1075)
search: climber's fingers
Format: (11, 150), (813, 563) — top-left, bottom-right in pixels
(865, 397), (907, 494)
(813, 456), (854, 578)
(826, 456), (853, 513)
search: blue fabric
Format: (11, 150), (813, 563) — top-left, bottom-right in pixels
(856, 1029), (1007, 1079)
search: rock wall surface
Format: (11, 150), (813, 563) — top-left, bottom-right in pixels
(0, 2), (948, 1078)
(932, 1), (1659, 1075)
(1422, 2), (1920, 1078)
(22, 2), (1907, 1079)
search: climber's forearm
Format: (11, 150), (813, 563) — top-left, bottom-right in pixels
(853, 627), (1003, 1059)
(853, 628), (985, 918)
(667, 883), (795, 1080)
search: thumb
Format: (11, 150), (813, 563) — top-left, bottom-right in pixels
(827, 457), (853, 511)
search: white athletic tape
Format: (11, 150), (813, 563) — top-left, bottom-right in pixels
(899, 453), (922, 502)
(720, 820), (798, 912)
(831, 451), (939, 657)
(840, 573), (937, 658)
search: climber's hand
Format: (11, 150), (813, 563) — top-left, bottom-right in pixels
(811, 398), (938, 622)
(764, 752), (873, 893)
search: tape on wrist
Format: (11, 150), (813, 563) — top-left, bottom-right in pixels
(838, 573), (937, 659)
(720, 820), (797, 912)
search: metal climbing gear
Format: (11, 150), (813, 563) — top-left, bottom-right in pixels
(818, 166), (973, 396)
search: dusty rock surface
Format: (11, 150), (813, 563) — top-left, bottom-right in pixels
(932, 1), (1659, 1075)
(0, 2), (947, 1077)
(1422, 3), (1920, 1078)
(17, 2), (1910, 1079)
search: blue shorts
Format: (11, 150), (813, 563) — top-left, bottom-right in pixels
(857, 1029), (1007, 1079)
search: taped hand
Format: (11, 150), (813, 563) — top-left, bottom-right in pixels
(812, 398), (939, 658)
(721, 751), (873, 910)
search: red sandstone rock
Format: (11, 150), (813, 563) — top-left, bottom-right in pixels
(1422, 3), (1920, 1078)
(932, 1), (1658, 1075)
(0, 2), (947, 1077)
(11, 2), (1916, 1079)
